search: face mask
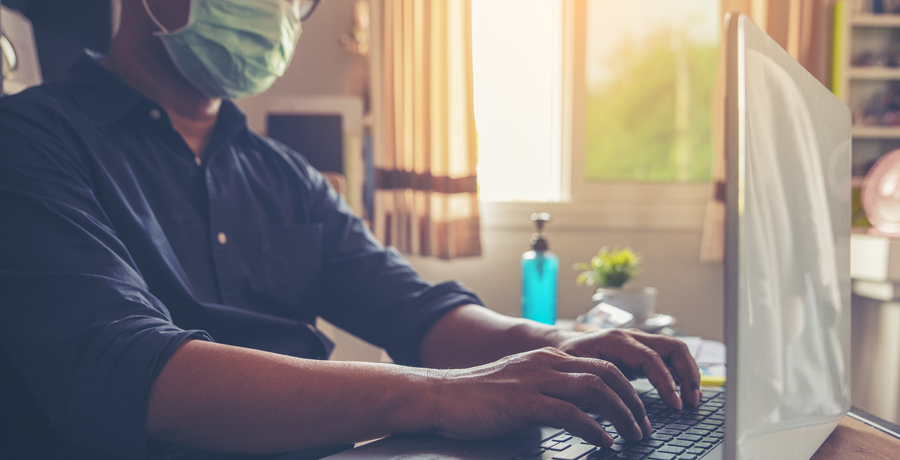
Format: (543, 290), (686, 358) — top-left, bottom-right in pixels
(142, 0), (302, 99)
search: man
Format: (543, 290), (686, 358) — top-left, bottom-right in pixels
(0, 0), (701, 459)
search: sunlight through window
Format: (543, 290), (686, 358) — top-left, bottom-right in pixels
(584, 0), (720, 182)
(472, 0), (563, 202)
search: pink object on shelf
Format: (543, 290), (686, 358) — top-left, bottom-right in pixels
(862, 149), (900, 234)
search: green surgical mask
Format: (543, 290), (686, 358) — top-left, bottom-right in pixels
(142, 0), (301, 99)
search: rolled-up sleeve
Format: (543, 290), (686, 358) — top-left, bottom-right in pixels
(290, 154), (483, 366)
(0, 108), (211, 459)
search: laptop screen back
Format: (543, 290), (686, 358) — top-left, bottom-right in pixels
(723, 14), (852, 460)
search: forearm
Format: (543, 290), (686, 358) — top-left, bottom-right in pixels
(419, 304), (571, 369)
(147, 340), (438, 453)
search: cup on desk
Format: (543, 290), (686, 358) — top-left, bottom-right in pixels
(591, 287), (657, 326)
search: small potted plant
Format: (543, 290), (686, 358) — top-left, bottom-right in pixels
(574, 247), (658, 327)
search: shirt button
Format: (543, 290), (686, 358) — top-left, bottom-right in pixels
(149, 108), (161, 121)
(217, 232), (227, 245)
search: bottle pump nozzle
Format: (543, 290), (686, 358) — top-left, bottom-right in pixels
(531, 213), (551, 251)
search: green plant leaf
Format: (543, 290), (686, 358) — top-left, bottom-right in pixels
(573, 247), (641, 288)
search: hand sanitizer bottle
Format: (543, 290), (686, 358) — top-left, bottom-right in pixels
(521, 213), (559, 325)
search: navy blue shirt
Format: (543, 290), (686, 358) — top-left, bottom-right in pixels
(0, 52), (481, 460)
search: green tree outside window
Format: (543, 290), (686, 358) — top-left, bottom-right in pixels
(585, 26), (718, 182)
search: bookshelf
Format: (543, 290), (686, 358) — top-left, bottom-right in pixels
(847, 66), (900, 79)
(834, 2), (900, 191)
(852, 125), (900, 138)
(851, 13), (900, 27)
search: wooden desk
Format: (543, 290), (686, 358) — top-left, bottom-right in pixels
(812, 410), (900, 459)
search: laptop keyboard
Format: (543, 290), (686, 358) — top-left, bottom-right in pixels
(510, 389), (725, 460)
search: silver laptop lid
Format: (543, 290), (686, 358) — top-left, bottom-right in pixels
(723, 13), (852, 460)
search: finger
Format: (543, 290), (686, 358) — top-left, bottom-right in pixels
(584, 379), (645, 442)
(631, 333), (702, 408)
(614, 341), (683, 410)
(533, 397), (614, 448)
(540, 373), (643, 442)
(554, 358), (651, 438)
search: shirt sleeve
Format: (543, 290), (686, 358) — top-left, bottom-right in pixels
(278, 146), (483, 367)
(0, 100), (212, 459)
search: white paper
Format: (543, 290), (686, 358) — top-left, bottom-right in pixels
(676, 336), (726, 365)
(696, 339), (726, 365)
(676, 336), (703, 360)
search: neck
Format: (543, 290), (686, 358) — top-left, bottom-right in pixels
(104, 31), (221, 159)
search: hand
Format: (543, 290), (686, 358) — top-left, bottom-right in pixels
(552, 329), (701, 410)
(430, 347), (652, 447)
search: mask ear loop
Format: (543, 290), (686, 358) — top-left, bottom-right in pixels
(142, 0), (172, 35)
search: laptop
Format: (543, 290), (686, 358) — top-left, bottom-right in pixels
(324, 13), (851, 460)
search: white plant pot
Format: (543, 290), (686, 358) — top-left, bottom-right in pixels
(591, 286), (657, 326)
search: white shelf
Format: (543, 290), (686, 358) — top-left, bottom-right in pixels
(851, 231), (900, 282)
(848, 67), (900, 80)
(851, 14), (900, 27)
(852, 126), (900, 139)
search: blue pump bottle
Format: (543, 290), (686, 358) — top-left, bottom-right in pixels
(521, 213), (559, 325)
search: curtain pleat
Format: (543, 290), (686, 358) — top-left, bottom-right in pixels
(701, 0), (827, 262)
(373, 0), (482, 259)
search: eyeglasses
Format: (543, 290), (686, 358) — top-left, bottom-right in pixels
(296, 0), (323, 22)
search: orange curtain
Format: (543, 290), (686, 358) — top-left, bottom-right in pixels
(701, 0), (832, 261)
(370, 0), (482, 259)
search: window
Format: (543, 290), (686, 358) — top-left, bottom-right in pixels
(583, 0), (719, 183)
(472, 0), (563, 202)
(473, 0), (720, 204)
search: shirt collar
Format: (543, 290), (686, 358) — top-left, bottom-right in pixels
(64, 50), (249, 135)
(65, 51), (146, 125)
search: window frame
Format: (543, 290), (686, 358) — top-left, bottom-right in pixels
(564, 0), (712, 204)
(480, 0), (712, 232)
